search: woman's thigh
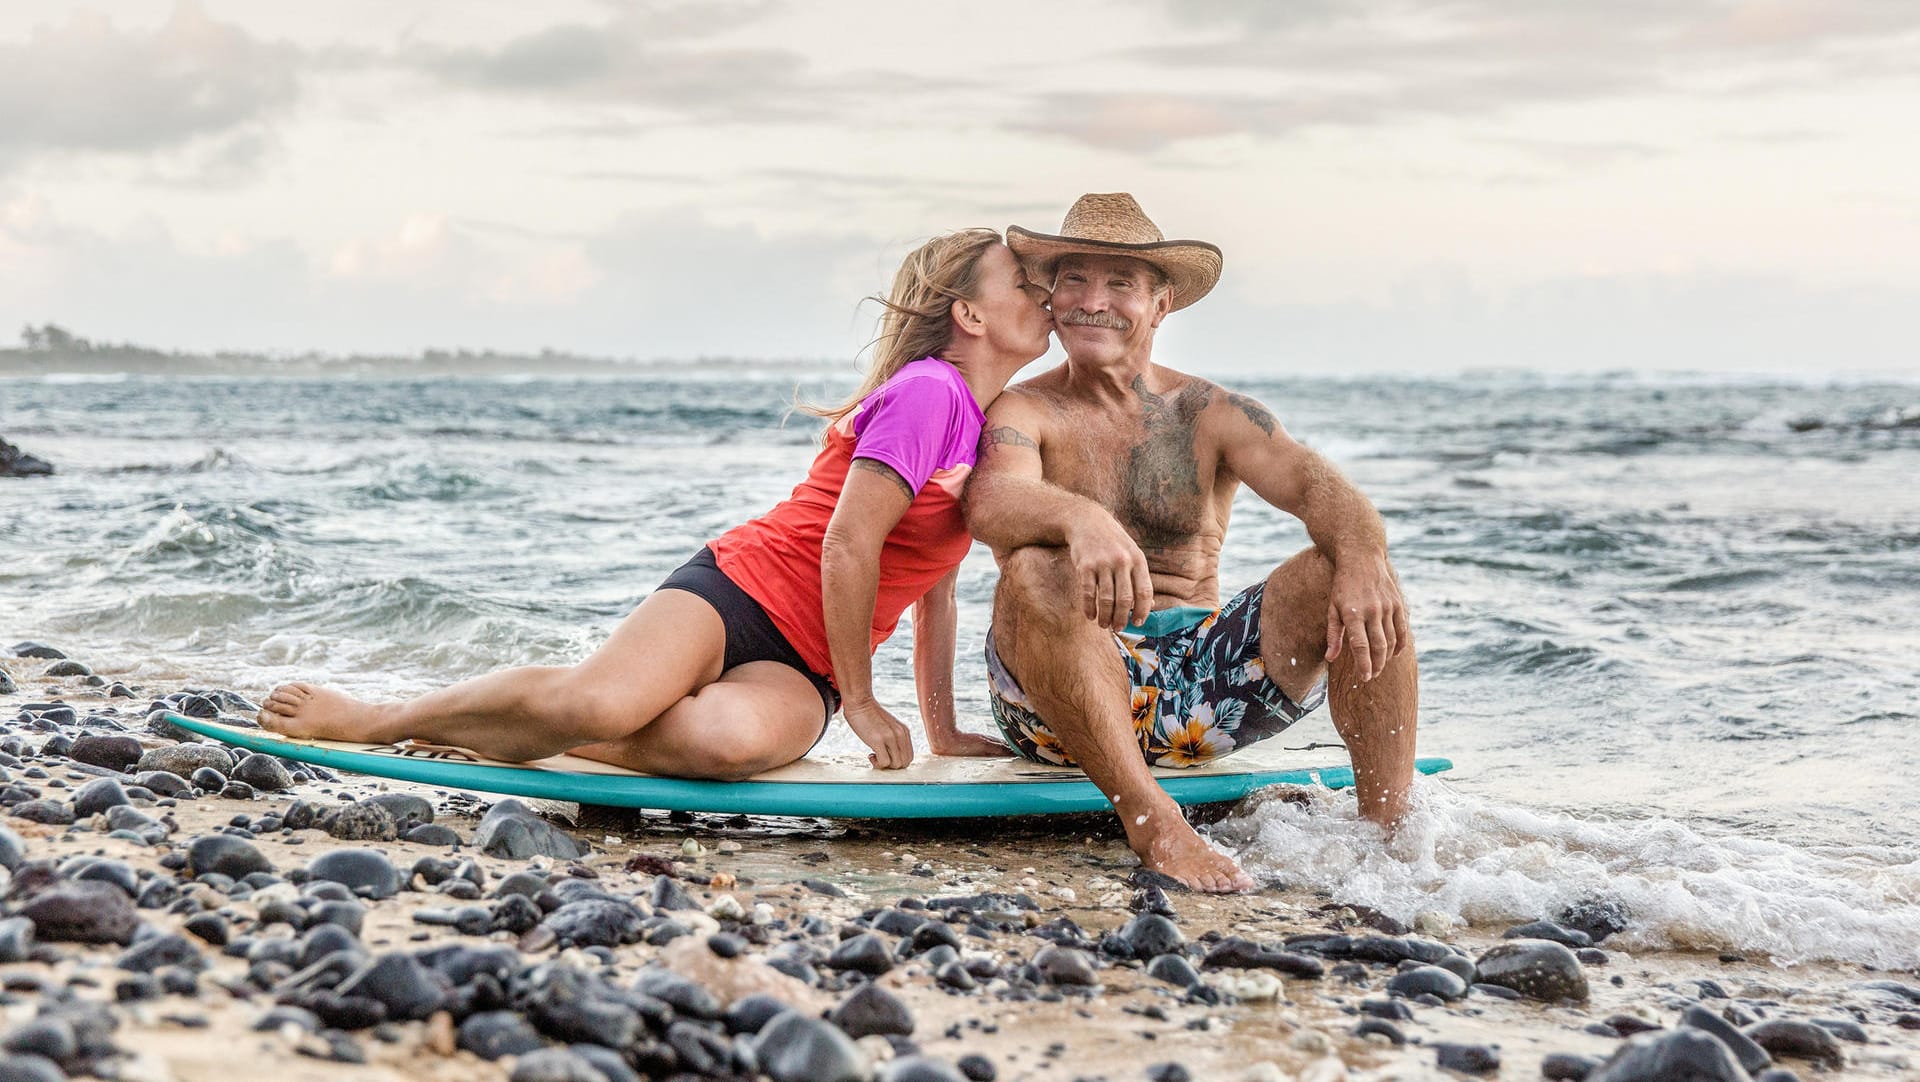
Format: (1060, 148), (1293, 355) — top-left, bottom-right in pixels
(569, 660), (827, 780)
(559, 588), (730, 741)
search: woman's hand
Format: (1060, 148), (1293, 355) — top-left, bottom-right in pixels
(927, 729), (1012, 757)
(843, 696), (915, 769)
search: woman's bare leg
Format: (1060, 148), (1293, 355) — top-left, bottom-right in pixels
(259, 589), (728, 762)
(571, 661), (827, 780)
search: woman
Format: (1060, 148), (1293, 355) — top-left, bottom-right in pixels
(259, 228), (1054, 777)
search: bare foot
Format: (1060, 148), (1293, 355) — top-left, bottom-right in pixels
(258, 683), (400, 743)
(1125, 803), (1256, 893)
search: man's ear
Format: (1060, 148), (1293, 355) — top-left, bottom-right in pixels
(1149, 289), (1173, 329)
(951, 297), (986, 338)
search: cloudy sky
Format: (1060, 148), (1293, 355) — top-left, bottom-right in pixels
(1, 0), (1916, 373)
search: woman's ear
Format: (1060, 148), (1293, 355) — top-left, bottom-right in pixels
(950, 297), (986, 338)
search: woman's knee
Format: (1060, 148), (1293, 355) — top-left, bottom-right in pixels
(550, 672), (640, 744)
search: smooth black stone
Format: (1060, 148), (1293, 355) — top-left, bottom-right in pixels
(1471, 982), (1524, 1000)
(305, 849), (401, 900)
(11, 643), (66, 659)
(1811, 1018), (1868, 1044)
(68, 857), (138, 896)
(1118, 912), (1184, 959)
(799, 877), (847, 898)
(1359, 997), (1414, 1020)
(1576, 947), (1609, 965)
(1354, 1017), (1406, 1044)
(16, 881), (138, 944)
(70, 779), (129, 818)
(0, 827), (23, 870)
(1, 1018), (77, 1062)
(8, 801), (73, 826)
(924, 891), (1037, 917)
(1144, 1065), (1190, 1082)
(1387, 965), (1467, 1001)
(187, 834), (272, 879)
(755, 1010), (868, 1082)
(362, 793), (433, 830)
(1032, 945), (1097, 986)
(567, 1044), (639, 1082)
(65, 735), (138, 771)
(1144, 953), (1200, 988)
(0, 917), (37, 963)
(708, 932), (747, 959)
(1473, 939), (1588, 1001)
(323, 802), (397, 842)
(873, 908), (928, 938)
(909, 920), (962, 955)
(1504, 919), (1593, 948)
(253, 1006), (322, 1033)
(827, 933), (894, 976)
(43, 662), (91, 679)
(1200, 937), (1324, 979)
(1678, 1004), (1770, 1074)
(187, 767), (226, 792)
(118, 933), (204, 973)
(631, 965), (721, 1019)
(935, 960), (977, 991)
(182, 913), (229, 947)
(459, 1011), (546, 1060)
(473, 799), (581, 860)
(665, 1019), (731, 1074)
(1605, 1013), (1663, 1037)
(829, 982), (914, 1038)
(507, 1048), (603, 1082)
(542, 899), (646, 948)
(404, 824), (460, 847)
(1588, 1029), (1747, 1082)
(648, 874), (697, 912)
(0, 1054), (67, 1082)
(723, 993), (793, 1035)
(880, 1055), (968, 1082)
(1433, 1042), (1500, 1074)
(1742, 1020), (1843, 1069)
(1541, 1052), (1602, 1080)
(490, 893), (541, 935)
(282, 800), (319, 831)
(130, 771), (189, 798)
(217, 780), (255, 801)
(308, 899), (368, 935)
(956, 1054), (996, 1081)
(229, 755), (293, 792)
(335, 953), (447, 1022)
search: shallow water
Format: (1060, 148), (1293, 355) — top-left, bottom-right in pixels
(4, 367), (1917, 965)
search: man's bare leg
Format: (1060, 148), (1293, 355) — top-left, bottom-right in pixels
(1259, 548), (1419, 828)
(994, 546), (1254, 893)
(258, 589), (728, 762)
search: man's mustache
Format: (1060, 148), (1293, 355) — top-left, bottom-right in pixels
(1057, 309), (1132, 332)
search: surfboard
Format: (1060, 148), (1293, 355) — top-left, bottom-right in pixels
(164, 713), (1453, 819)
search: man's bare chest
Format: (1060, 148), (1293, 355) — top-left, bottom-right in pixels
(1039, 398), (1226, 549)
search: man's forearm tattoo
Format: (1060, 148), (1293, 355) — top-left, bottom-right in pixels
(853, 457), (915, 501)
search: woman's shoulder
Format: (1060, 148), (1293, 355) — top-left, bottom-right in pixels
(860, 358), (974, 417)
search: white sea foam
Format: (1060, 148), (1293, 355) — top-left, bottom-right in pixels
(1215, 778), (1920, 969)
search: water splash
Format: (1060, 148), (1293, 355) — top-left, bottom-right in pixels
(1214, 777), (1920, 969)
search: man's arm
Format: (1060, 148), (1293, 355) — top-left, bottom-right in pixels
(1217, 389), (1410, 680)
(963, 392), (1154, 629)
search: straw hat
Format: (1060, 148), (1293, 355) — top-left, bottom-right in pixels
(1007, 193), (1222, 312)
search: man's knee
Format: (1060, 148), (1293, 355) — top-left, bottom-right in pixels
(993, 546), (1075, 624)
(1267, 546), (1333, 607)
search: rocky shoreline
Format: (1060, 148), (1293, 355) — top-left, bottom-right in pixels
(1, 643), (1916, 1081)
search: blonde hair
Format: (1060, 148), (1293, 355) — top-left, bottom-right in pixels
(807, 227), (1002, 428)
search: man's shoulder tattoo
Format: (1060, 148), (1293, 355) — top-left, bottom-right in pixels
(981, 425), (1038, 451)
(852, 457), (915, 501)
(1225, 390), (1278, 436)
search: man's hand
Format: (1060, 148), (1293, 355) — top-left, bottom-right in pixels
(1323, 553), (1411, 682)
(1065, 508), (1154, 630)
(843, 697), (915, 769)
(926, 729), (1012, 757)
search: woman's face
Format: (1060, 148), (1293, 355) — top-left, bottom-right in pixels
(969, 243), (1054, 362)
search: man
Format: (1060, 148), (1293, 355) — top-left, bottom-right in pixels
(964, 193), (1419, 893)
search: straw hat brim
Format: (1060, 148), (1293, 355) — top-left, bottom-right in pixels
(1007, 226), (1223, 312)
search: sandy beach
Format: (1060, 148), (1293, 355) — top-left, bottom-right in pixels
(4, 659), (1917, 1082)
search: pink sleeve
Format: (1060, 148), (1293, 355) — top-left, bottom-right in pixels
(850, 374), (967, 496)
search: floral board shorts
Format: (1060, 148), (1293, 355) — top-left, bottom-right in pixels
(986, 581), (1328, 769)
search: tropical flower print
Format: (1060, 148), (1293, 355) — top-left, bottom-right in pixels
(987, 582), (1328, 770)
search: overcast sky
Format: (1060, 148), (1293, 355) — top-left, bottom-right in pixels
(1, 0), (1916, 374)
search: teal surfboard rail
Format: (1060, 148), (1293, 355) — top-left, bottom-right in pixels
(166, 713), (1452, 818)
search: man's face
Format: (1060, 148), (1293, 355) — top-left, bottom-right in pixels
(1048, 253), (1171, 367)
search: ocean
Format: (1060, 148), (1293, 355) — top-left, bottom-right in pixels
(3, 367), (1916, 968)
